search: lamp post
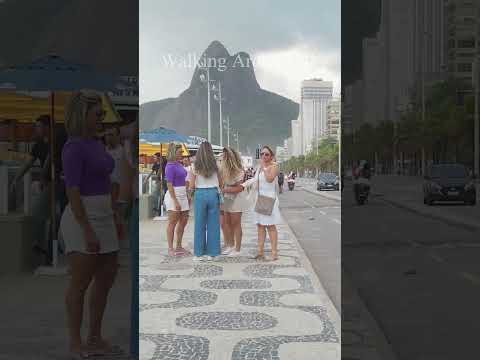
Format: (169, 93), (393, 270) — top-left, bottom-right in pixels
(226, 115), (230, 147)
(213, 81), (224, 147)
(199, 66), (213, 142)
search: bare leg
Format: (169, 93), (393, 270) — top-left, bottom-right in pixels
(257, 224), (266, 258)
(230, 212), (243, 251)
(65, 253), (97, 353)
(267, 225), (278, 260)
(167, 211), (179, 252)
(175, 211), (189, 249)
(221, 212), (234, 248)
(87, 252), (118, 350)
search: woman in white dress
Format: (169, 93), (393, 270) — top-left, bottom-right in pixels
(224, 145), (281, 261)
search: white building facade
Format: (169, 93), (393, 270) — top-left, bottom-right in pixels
(299, 79), (333, 154)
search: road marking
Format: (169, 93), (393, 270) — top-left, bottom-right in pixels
(319, 210), (327, 215)
(303, 200), (316, 209)
(331, 218), (341, 224)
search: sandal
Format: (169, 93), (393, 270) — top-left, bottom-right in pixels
(167, 248), (176, 257)
(252, 254), (265, 261)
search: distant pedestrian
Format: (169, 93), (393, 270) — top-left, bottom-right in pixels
(190, 142), (223, 261)
(164, 143), (190, 256)
(278, 171), (284, 193)
(220, 147), (248, 257)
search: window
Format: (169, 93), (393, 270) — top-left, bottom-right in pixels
(458, 39), (475, 48)
(457, 63), (473, 72)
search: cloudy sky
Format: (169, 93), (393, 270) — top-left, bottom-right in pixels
(140, 0), (340, 104)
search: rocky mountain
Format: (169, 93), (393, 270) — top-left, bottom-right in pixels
(140, 41), (299, 153)
(0, 0), (138, 76)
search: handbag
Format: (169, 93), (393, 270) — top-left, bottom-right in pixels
(254, 168), (276, 216)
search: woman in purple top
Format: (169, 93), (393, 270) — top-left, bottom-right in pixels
(164, 143), (190, 256)
(60, 91), (122, 359)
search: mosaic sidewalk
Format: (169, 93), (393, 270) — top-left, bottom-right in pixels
(139, 212), (340, 360)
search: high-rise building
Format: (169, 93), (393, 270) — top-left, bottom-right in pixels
(327, 98), (341, 140)
(299, 79), (333, 154)
(445, 0), (480, 87)
(291, 120), (302, 156)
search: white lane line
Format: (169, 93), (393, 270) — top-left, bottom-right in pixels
(331, 218), (341, 224)
(303, 200), (316, 209)
(319, 210), (327, 215)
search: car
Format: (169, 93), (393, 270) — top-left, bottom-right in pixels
(423, 164), (476, 206)
(317, 172), (339, 191)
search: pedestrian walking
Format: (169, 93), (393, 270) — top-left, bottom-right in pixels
(278, 171), (285, 194)
(164, 143), (190, 256)
(60, 90), (123, 358)
(219, 147), (248, 257)
(190, 142), (223, 261)
(226, 145), (281, 261)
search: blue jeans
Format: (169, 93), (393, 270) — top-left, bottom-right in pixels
(194, 188), (221, 257)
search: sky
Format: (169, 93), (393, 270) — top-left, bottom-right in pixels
(140, 0), (340, 104)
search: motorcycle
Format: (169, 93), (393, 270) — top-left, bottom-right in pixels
(287, 178), (295, 191)
(354, 177), (370, 205)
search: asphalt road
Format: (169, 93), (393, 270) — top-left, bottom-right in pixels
(342, 182), (480, 359)
(278, 184), (341, 312)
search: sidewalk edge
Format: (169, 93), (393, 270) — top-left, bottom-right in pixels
(281, 218), (340, 324)
(342, 267), (398, 360)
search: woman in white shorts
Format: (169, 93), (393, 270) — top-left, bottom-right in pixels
(164, 143), (190, 256)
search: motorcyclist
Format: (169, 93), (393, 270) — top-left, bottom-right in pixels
(354, 160), (371, 199)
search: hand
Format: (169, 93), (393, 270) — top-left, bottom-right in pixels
(84, 227), (100, 253)
(175, 200), (181, 211)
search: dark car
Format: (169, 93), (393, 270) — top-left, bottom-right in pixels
(423, 164), (476, 205)
(317, 173), (339, 191)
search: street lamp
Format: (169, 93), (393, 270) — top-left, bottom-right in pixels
(199, 66), (215, 142)
(212, 82), (225, 147)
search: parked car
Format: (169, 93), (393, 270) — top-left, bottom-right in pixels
(317, 173), (339, 191)
(423, 164), (476, 205)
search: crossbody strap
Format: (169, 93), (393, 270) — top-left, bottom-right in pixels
(257, 166), (277, 201)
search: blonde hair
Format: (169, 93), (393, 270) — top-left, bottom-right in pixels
(220, 147), (243, 181)
(194, 142), (218, 178)
(166, 143), (182, 162)
(64, 90), (102, 137)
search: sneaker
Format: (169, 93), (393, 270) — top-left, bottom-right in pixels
(221, 247), (234, 255)
(193, 256), (205, 262)
(205, 256), (215, 261)
(227, 250), (241, 257)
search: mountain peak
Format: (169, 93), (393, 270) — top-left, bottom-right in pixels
(203, 40), (229, 58)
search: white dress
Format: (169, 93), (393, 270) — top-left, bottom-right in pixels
(251, 170), (282, 225)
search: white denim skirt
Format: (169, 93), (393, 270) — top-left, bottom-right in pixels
(60, 194), (119, 254)
(164, 186), (190, 212)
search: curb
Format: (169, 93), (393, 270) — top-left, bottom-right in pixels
(301, 186), (341, 202)
(376, 194), (480, 232)
(342, 268), (398, 360)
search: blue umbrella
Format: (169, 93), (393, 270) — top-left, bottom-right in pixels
(0, 54), (127, 268)
(139, 127), (190, 144)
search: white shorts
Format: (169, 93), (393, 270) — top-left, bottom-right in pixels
(60, 195), (119, 254)
(164, 186), (190, 212)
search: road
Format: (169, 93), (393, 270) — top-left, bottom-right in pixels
(342, 180), (480, 359)
(278, 183), (341, 312)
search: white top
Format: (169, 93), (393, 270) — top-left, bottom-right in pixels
(107, 144), (124, 184)
(195, 171), (219, 188)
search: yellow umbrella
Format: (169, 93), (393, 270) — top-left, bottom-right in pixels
(0, 91), (122, 123)
(139, 142), (189, 157)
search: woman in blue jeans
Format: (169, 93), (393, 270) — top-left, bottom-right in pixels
(190, 142), (223, 261)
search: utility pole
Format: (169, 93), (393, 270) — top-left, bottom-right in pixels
(218, 81), (223, 147)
